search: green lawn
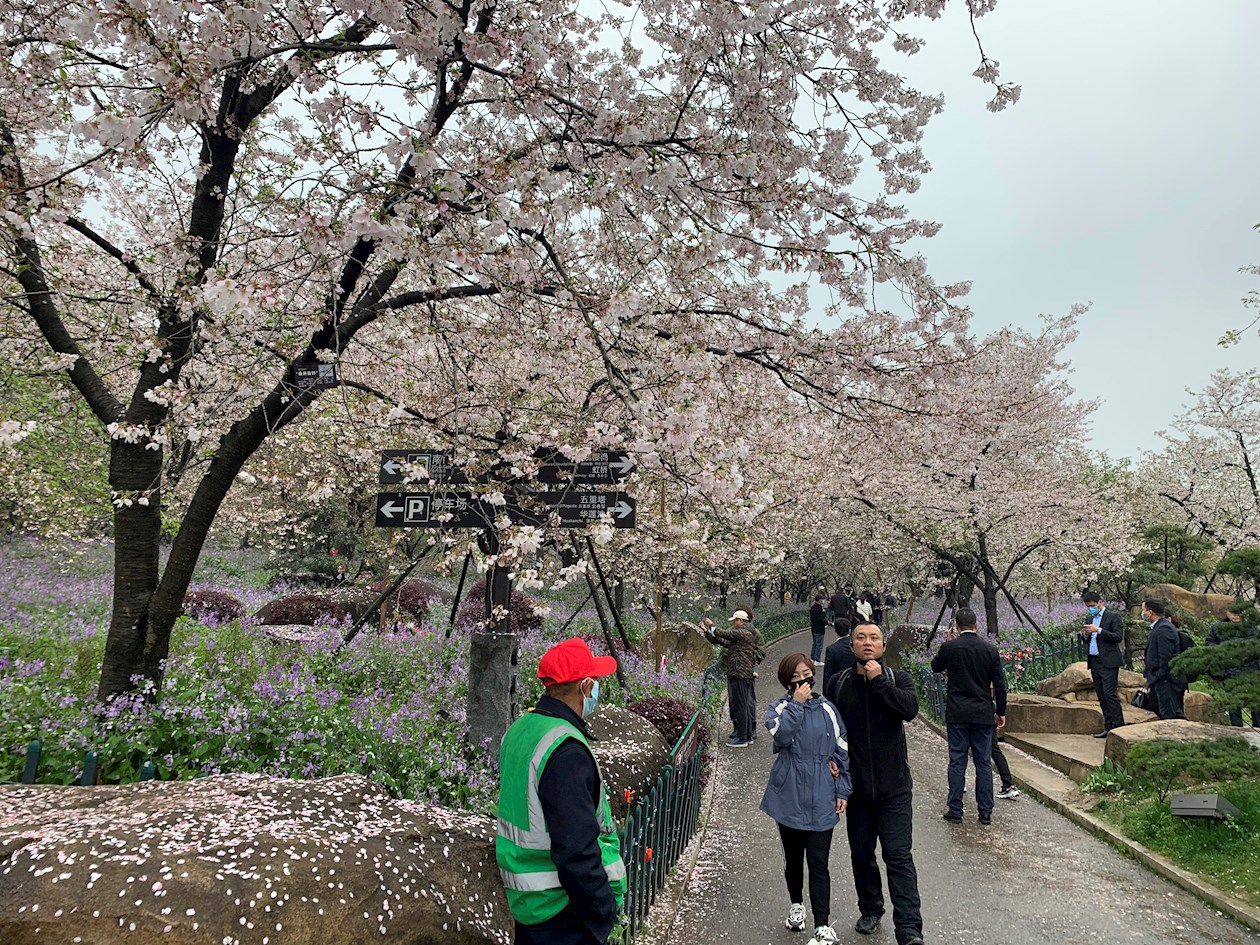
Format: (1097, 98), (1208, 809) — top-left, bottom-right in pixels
(1091, 778), (1260, 906)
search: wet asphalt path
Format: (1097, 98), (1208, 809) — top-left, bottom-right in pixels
(665, 630), (1258, 945)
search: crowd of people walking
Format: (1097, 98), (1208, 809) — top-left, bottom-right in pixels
(495, 584), (1257, 945)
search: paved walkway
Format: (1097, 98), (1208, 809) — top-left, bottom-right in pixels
(665, 630), (1258, 945)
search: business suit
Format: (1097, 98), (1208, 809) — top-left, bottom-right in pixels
(1144, 617), (1186, 720)
(1082, 608), (1126, 732)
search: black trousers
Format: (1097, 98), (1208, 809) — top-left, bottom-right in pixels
(991, 730), (1013, 789)
(728, 676), (757, 741)
(845, 791), (923, 944)
(777, 822), (834, 927)
(1152, 679), (1186, 720)
(515, 907), (604, 945)
(1088, 658), (1125, 731)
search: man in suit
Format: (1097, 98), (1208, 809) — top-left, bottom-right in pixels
(930, 607), (1007, 825)
(823, 617), (856, 700)
(1081, 591), (1126, 738)
(1142, 598), (1186, 720)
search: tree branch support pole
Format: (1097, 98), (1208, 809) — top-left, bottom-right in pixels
(468, 530), (518, 753)
(585, 536), (631, 648)
(654, 479), (665, 672)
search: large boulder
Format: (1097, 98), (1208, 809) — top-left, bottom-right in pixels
(1035, 661), (1144, 699)
(642, 621), (718, 672)
(1137, 584), (1236, 620)
(585, 704), (670, 819)
(0, 774), (509, 945)
(1104, 719), (1260, 767)
(1005, 693), (1156, 734)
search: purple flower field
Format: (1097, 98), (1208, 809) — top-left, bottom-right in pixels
(0, 537), (704, 810)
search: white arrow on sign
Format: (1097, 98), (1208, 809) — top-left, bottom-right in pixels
(614, 500), (634, 519)
(609, 456), (635, 475)
(382, 459), (401, 476)
(379, 500), (404, 519)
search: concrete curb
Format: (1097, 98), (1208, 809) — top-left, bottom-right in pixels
(919, 716), (1260, 932)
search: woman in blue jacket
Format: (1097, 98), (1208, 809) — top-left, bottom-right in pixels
(760, 651), (852, 945)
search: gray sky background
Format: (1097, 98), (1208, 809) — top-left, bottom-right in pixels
(884, 0), (1260, 459)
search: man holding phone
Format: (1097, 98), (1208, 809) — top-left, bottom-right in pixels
(1081, 591), (1125, 738)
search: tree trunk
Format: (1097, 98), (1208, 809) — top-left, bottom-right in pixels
(753, 579), (764, 608)
(97, 441), (165, 701)
(981, 581), (1000, 638)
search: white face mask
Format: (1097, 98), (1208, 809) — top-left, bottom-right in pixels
(582, 679), (600, 717)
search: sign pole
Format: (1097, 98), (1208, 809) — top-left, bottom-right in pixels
(467, 530), (519, 754)
(655, 478), (665, 673)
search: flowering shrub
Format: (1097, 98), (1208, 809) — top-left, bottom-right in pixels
(181, 588), (245, 624)
(456, 578), (544, 634)
(0, 538), (707, 811)
(628, 696), (712, 754)
(368, 578), (438, 622)
(256, 590), (353, 625)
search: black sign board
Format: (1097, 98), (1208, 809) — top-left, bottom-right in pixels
(378, 449), (636, 486)
(375, 491), (636, 529)
(291, 361), (339, 390)
(379, 450), (464, 485)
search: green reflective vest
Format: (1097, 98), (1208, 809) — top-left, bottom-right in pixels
(496, 710), (627, 926)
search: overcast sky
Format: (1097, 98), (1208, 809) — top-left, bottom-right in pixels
(884, 0), (1260, 459)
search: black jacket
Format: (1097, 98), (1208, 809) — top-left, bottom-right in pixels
(930, 632), (1007, 726)
(810, 602), (829, 634)
(532, 695), (617, 941)
(830, 663), (919, 800)
(828, 592), (852, 627)
(1081, 608), (1125, 670)
(822, 636), (856, 695)
(1144, 618), (1186, 688)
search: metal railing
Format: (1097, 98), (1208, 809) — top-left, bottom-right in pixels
(619, 709), (707, 941)
(915, 636), (1088, 724)
(8, 739), (158, 786)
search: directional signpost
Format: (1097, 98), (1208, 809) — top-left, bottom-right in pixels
(377, 449), (636, 486)
(374, 445), (637, 756)
(375, 490), (636, 528)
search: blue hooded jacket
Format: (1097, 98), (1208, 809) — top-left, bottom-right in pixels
(758, 692), (852, 831)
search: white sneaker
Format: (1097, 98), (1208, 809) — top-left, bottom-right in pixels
(997, 786), (1021, 800)
(785, 903), (807, 932)
(809, 925), (838, 945)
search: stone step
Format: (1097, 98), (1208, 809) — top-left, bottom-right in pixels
(1003, 732), (1106, 782)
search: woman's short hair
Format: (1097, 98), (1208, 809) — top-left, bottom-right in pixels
(777, 652), (812, 690)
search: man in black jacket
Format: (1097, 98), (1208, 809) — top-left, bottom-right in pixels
(1142, 598), (1186, 720)
(829, 587), (854, 634)
(822, 618), (856, 697)
(830, 622), (925, 945)
(1081, 591), (1126, 737)
(930, 607), (1006, 826)
(810, 592), (829, 664)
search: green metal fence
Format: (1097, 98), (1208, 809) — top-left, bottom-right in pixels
(618, 708), (708, 941)
(915, 636), (1087, 724)
(8, 738), (158, 786)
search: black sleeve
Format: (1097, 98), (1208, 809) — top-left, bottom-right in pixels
(823, 645), (838, 692)
(990, 650), (1007, 716)
(930, 641), (949, 673)
(1099, 611), (1124, 647)
(870, 670), (920, 721)
(537, 740), (617, 936)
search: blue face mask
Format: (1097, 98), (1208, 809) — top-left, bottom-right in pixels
(1087, 606), (1101, 617)
(582, 680), (600, 717)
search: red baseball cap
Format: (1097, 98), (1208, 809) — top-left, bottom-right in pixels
(537, 638), (618, 685)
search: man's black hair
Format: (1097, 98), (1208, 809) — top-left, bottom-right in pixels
(835, 617), (851, 637)
(1143, 598), (1169, 616)
(1082, 590), (1102, 604)
(954, 607), (978, 629)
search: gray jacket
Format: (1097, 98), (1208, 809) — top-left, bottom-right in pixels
(758, 694), (852, 831)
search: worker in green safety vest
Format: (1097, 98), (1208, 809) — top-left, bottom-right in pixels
(496, 637), (627, 945)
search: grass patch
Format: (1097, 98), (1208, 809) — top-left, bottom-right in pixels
(1085, 740), (1260, 906)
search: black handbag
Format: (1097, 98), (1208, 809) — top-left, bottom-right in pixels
(1131, 688), (1150, 711)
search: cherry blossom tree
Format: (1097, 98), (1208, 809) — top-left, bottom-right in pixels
(0, 0), (1020, 701)
(835, 315), (1138, 636)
